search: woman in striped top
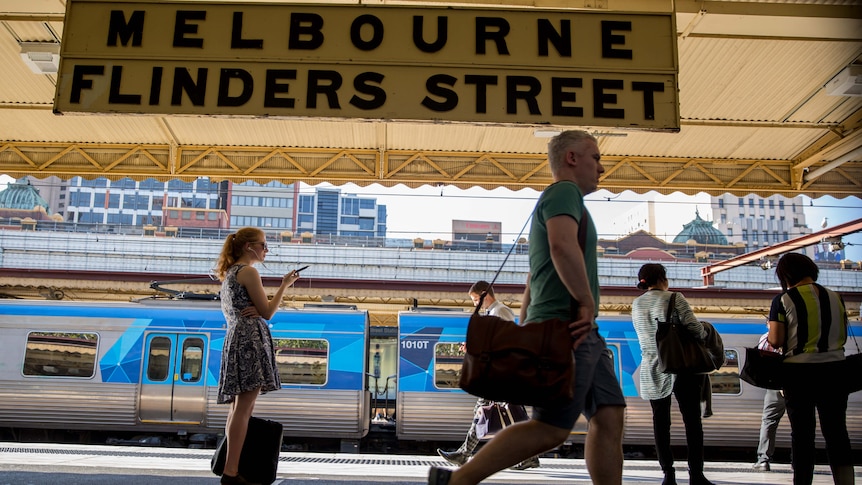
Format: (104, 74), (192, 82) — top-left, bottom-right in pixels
(631, 263), (714, 485)
(767, 253), (853, 485)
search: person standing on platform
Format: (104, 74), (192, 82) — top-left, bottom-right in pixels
(214, 227), (301, 485)
(767, 253), (853, 485)
(429, 130), (625, 485)
(436, 281), (540, 471)
(753, 331), (786, 472)
(631, 263), (715, 485)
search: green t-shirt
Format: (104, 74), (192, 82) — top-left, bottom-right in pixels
(524, 181), (599, 326)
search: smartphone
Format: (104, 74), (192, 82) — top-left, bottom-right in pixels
(295, 265), (309, 273)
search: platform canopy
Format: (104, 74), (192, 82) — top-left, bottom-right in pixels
(0, 0), (860, 198)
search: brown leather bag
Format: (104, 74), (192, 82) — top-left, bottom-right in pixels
(458, 309), (575, 407)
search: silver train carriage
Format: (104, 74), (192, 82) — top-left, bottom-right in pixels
(397, 309), (862, 452)
(1, 300), (860, 453)
(0, 299), (371, 450)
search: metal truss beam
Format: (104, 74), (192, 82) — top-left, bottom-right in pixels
(2, 141), (861, 197)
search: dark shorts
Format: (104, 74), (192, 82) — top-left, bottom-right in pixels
(533, 328), (626, 430)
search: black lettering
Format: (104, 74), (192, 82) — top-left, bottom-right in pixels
(551, 77), (582, 117)
(218, 68), (253, 107)
(464, 75), (497, 114)
(422, 74), (458, 112)
(289, 13), (324, 50)
(173, 10), (205, 48)
(264, 69), (296, 108)
(108, 66), (141, 104)
(537, 19), (570, 57)
(69, 65), (104, 103)
(149, 67), (162, 105)
(231, 12), (263, 49)
(632, 81), (663, 120)
(307, 70), (342, 109)
(413, 16), (447, 53)
(506, 76), (541, 115)
(593, 79), (624, 118)
(107, 10), (144, 47)
(351, 72), (386, 110)
(171, 67), (208, 106)
(351, 14), (383, 51)
(601, 21), (632, 59)
(476, 17), (509, 55)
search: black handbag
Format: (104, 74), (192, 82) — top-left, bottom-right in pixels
(211, 415), (284, 485)
(655, 293), (723, 374)
(475, 402), (530, 440)
(739, 347), (785, 390)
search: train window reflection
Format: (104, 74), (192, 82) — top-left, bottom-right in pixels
(710, 348), (741, 395)
(273, 338), (328, 385)
(180, 338), (204, 383)
(434, 343), (464, 389)
(147, 337), (171, 381)
(23, 331), (98, 378)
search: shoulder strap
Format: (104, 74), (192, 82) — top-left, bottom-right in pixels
(664, 292), (677, 324)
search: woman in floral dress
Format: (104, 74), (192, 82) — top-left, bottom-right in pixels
(214, 227), (300, 485)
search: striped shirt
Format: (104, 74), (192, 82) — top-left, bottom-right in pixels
(631, 289), (705, 400)
(768, 283), (847, 363)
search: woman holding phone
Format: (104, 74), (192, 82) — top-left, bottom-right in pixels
(213, 227), (301, 485)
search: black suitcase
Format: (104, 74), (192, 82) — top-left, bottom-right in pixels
(211, 416), (283, 484)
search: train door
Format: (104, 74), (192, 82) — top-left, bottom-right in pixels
(139, 333), (208, 424)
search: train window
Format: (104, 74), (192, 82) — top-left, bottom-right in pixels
(23, 332), (98, 378)
(180, 338), (204, 383)
(273, 338), (328, 385)
(710, 348), (741, 395)
(147, 337), (172, 381)
(434, 343), (464, 389)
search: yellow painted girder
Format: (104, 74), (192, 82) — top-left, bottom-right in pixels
(1, 141), (861, 197)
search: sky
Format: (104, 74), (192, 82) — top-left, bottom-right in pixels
(322, 182), (862, 261)
(2, 175), (860, 260)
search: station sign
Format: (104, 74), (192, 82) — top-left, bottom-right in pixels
(54, 0), (680, 131)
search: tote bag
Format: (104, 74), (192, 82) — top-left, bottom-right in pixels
(739, 347), (785, 390)
(655, 293), (723, 374)
(475, 402), (530, 440)
(211, 416), (283, 484)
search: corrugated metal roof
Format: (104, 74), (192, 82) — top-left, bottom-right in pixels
(0, 0), (860, 196)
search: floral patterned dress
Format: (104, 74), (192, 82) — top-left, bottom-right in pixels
(217, 264), (281, 404)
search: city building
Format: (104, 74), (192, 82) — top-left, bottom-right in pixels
(229, 180), (297, 230)
(296, 186), (387, 240)
(0, 178), (62, 224)
(710, 194), (815, 258)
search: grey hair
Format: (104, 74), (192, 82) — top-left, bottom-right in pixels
(547, 130), (597, 175)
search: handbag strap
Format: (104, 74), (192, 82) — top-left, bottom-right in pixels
(476, 202), (589, 316)
(663, 292), (678, 324)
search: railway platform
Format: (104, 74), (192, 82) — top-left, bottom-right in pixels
(0, 441), (854, 484)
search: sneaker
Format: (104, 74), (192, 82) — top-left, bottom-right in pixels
(428, 466), (453, 485)
(436, 448), (468, 466)
(510, 456), (540, 470)
(753, 461), (771, 471)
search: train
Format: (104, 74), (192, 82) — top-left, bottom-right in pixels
(1, 298), (860, 456)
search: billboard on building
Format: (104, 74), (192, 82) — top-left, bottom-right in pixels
(453, 219), (502, 242)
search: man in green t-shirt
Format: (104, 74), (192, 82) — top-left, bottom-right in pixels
(429, 130), (626, 485)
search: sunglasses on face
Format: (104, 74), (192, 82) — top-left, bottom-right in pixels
(251, 242), (269, 251)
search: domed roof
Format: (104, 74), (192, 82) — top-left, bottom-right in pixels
(0, 178), (51, 212)
(672, 209), (727, 245)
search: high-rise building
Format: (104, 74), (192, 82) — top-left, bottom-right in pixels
(61, 176), (228, 226)
(296, 187), (386, 238)
(710, 194), (813, 257)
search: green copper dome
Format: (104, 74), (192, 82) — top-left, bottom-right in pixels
(0, 178), (51, 213)
(672, 209), (727, 245)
